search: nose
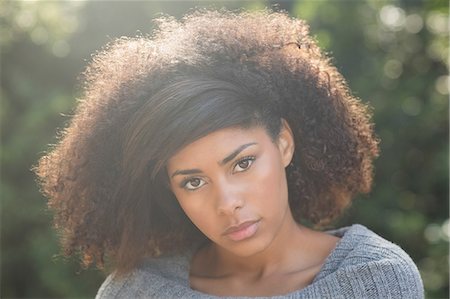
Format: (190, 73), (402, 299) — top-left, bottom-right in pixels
(215, 179), (245, 216)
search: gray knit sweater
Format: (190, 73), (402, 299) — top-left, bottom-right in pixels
(96, 224), (424, 298)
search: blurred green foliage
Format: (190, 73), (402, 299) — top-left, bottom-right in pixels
(1, 0), (448, 298)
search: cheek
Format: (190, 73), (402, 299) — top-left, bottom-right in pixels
(174, 193), (218, 236)
(250, 154), (288, 204)
(245, 156), (290, 238)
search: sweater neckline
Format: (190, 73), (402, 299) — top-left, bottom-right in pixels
(179, 224), (362, 297)
(311, 224), (357, 283)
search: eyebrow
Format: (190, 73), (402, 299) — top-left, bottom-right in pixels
(170, 168), (203, 178)
(219, 142), (257, 166)
(170, 142), (257, 178)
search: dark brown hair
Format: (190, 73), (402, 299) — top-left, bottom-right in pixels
(34, 9), (379, 274)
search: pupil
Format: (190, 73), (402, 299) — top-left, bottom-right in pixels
(239, 160), (249, 168)
(191, 178), (200, 186)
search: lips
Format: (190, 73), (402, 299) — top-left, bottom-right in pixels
(223, 219), (260, 242)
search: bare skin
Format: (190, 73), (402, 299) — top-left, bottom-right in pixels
(189, 221), (339, 296)
(167, 122), (340, 296)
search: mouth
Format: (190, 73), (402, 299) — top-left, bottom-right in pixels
(223, 219), (260, 242)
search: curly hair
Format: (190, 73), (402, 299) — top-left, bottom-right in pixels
(34, 9), (379, 274)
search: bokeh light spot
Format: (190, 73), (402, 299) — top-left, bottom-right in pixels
(30, 26), (49, 45)
(441, 219), (449, 241)
(426, 12), (449, 35)
(405, 14), (424, 34)
(424, 223), (442, 243)
(380, 5), (405, 31)
(384, 59), (403, 79)
(435, 75), (449, 95)
(15, 9), (36, 30)
(51, 40), (70, 57)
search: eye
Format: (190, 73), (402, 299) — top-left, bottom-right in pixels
(182, 177), (206, 191)
(233, 156), (255, 173)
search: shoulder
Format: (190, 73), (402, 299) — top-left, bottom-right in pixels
(330, 224), (414, 261)
(95, 254), (191, 299)
(335, 224), (420, 268)
(321, 224), (424, 298)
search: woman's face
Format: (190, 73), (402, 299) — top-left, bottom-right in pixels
(167, 122), (295, 257)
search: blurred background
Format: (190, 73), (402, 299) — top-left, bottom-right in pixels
(1, 0), (448, 298)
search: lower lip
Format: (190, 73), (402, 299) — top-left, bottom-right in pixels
(226, 221), (260, 242)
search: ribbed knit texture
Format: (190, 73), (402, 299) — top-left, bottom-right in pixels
(96, 224), (424, 298)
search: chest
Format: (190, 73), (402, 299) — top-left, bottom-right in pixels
(189, 264), (321, 297)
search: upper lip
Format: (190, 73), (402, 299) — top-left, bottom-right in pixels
(223, 219), (260, 235)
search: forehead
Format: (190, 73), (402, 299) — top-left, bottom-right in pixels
(167, 126), (271, 168)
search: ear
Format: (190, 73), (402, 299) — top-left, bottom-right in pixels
(277, 119), (295, 168)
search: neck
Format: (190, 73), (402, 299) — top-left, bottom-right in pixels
(209, 212), (309, 279)
(189, 212), (340, 297)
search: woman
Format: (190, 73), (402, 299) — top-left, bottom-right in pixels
(35, 9), (424, 298)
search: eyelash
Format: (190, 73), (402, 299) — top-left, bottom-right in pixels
(180, 155), (256, 191)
